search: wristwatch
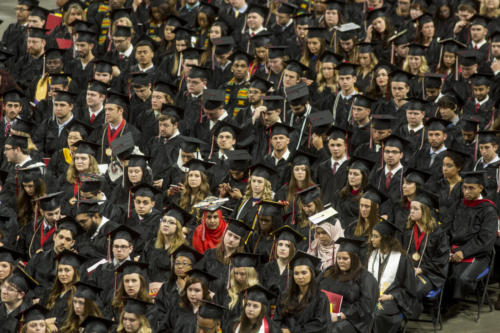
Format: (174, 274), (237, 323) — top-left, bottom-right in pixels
(337, 313), (341, 320)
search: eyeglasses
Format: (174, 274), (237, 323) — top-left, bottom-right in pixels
(1, 284), (19, 293)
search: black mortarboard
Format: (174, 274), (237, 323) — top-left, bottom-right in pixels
(285, 60), (309, 76)
(424, 73), (444, 88)
(470, 14), (490, 27)
(249, 163), (276, 180)
(327, 124), (350, 140)
(5, 134), (28, 149)
(408, 43), (426, 56)
(372, 114), (395, 130)
(309, 110), (333, 134)
(187, 269), (218, 285)
(295, 13), (313, 26)
(337, 237), (364, 254)
(352, 94), (375, 109)
(285, 82), (309, 104)
(88, 79), (109, 95)
(227, 150), (252, 171)
(19, 0), (39, 7)
(57, 250), (86, 268)
(231, 252), (260, 267)
(49, 73), (71, 85)
(269, 122), (294, 137)
(164, 203), (193, 225)
(75, 199), (102, 214)
(404, 97), (427, 111)
(263, 95), (284, 110)
(213, 120), (240, 138)
(305, 27), (327, 39)
(199, 1), (218, 16)
(113, 25), (132, 38)
(130, 72), (152, 87)
(297, 185), (321, 204)
(366, 7), (386, 23)
(80, 316), (113, 333)
(131, 183), (160, 199)
(439, 38), (467, 54)
(11, 117), (35, 134)
(258, 200), (285, 216)
(213, 36), (234, 55)
(172, 244), (203, 264)
(116, 261), (148, 275)
(490, 30), (500, 43)
(425, 117), (450, 131)
(250, 76), (273, 92)
(248, 3), (269, 18)
(67, 119), (93, 137)
(94, 59), (115, 73)
(461, 114), (481, 132)
(289, 250), (321, 270)
(57, 217), (82, 237)
(182, 47), (204, 60)
(272, 225), (305, 244)
(278, 2), (298, 14)
(198, 301), (226, 320)
(362, 185), (387, 205)
(35, 191), (63, 211)
(160, 104), (184, 120)
(3, 89), (24, 103)
(74, 281), (102, 299)
(230, 50), (252, 64)
(336, 62), (359, 76)
(325, 0), (343, 10)
(250, 32), (272, 48)
(226, 218), (253, 239)
(27, 27), (47, 39)
(471, 72), (493, 86)
(180, 136), (205, 153)
(388, 30), (409, 45)
(403, 168), (431, 185)
(348, 156), (375, 174)
(478, 130), (500, 144)
(416, 12), (433, 25)
(7, 266), (38, 292)
(184, 158), (215, 173)
(174, 27), (194, 40)
(291, 150), (316, 167)
(357, 42), (374, 53)
(0, 247), (23, 264)
(412, 190), (438, 209)
(76, 31), (96, 44)
(17, 304), (47, 324)
(188, 65), (210, 79)
(127, 154), (150, 168)
(383, 134), (409, 150)
(390, 69), (414, 83)
(337, 22), (361, 40)
(244, 285), (276, 306)
(374, 216), (401, 236)
(461, 170), (487, 185)
(458, 50), (478, 66)
(70, 20), (95, 33)
(108, 224), (140, 243)
(54, 90), (76, 104)
(106, 90), (128, 108)
(268, 46), (287, 59)
(153, 80), (177, 96)
(123, 298), (150, 316)
(203, 89), (225, 109)
(111, 8), (132, 21)
(73, 140), (99, 156)
(320, 51), (344, 65)
(165, 15), (187, 27)
(110, 132), (134, 158)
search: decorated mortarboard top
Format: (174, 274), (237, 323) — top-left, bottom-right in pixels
(374, 216), (402, 236)
(297, 185), (321, 204)
(308, 206), (338, 225)
(361, 185), (387, 205)
(336, 22), (361, 40)
(80, 316), (113, 333)
(193, 196), (229, 212)
(272, 225), (306, 244)
(403, 168), (431, 185)
(172, 244), (203, 263)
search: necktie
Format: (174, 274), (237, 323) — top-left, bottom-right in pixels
(429, 152), (437, 167)
(385, 171), (392, 189)
(110, 128), (116, 136)
(475, 103), (480, 113)
(474, 45), (478, 50)
(251, 32), (255, 37)
(409, 130), (415, 135)
(5, 122), (10, 136)
(119, 54), (124, 60)
(332, 162), (339, 175)
(90, 113), (95, 124)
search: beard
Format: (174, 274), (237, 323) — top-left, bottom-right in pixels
(86, 222), (98, 237)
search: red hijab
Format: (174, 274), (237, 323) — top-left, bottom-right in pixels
(192, 209), (227, 254)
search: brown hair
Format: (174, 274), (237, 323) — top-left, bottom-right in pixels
(60, 296), (102, 333)
(354, 201), (379, 237)
(112, 274), (152, 310)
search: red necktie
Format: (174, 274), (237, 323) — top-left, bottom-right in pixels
(385, 171), (393, 189)
(475, 103), (480, 113)
(332, 162), (338, 175)
(474, 45), (478, 50)
(119, 54), (124, 60)
(90, 113), (95, 124)
(5, 122), (10, 136)
(251, 33), (255, 37)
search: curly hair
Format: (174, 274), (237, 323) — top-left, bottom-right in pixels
(228, 267), (259, 309)
(242, 176), (273, 201)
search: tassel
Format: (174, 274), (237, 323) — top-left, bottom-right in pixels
(177, 54), (183, 77)
(307, 122), (311, 149)
(127, 189), (132, 218)
(201, 211), (207, 242)
(474, 136), (478, 162)
(113, 270), (118, 297)
(107, 234), (112, 262)
(269, 235), (276, 262)
(208, 134), (216, 159)
(33, 202), (39, 233)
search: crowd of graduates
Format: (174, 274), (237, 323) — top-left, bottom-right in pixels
(1, 0), (500, 332)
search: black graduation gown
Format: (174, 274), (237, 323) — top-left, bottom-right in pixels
(125, 208), (163, 254)
(141, 239), (173, 283)
(262, 260), (291, 297)
(44, 290), (71, 327)
(273, 288), (330, 333)
(353, 143), (384, 167)
(32, 117), (71, 157)
(179, 92), (203, 135)
(74, 105), (106, 128)
(262, 154), (291, 192)
(146, 135), (183, 177)
(47, 148), (71, 182)
(89, 121), (142, 164)
(1, 22), (26, 58)
(18, 219), (57, 259)
(368, 166), (405, 205)
(333, 190), (361, 228)
(164, 303), (197, 333)
(0, 299), (30, 333)
(473, 159), (500, 205)
(462, 98), (496, 130)
(13, 53), (44, 89)
(317, 159), (348, 206)
(246, 232), (274, 258)
(428, 178), (463, 227)
(409, 146), (447, 182)
(319, 270), (379, 333)
(390, 201), (410, 231)
(233, 198), (263, 229)
(394, 125), (425, 158)
(25, 248), (58, 297)
(198, 248), (230, 289)
(68, 58), (95, 90)
(77, 220), (120, 259)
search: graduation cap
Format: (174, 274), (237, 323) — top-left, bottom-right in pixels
(357, 42), (374, 54)
(16, 304), (47, 324)
(461, 114), (481, 132)
(231, 252), (260, 268)
(203, 89), (225, 109)
(336, 22), (361, 40)
(66, 119), (93, 138)
(106, 90), (128, 108)
(7, 266), (38, 292)
(35, 191), (63, 211)
(184, 158), (215, 174)
(226, 218), (253, 239)
(0, 45), (14, 61)
(305, 27), (327, 39)
(18, 0), (39, 7)
(348, 155), (375, 174)
(182, 47), (204, 60)
(408, 43), (426, 56)
(57, 217), (82, 237)
(74, 281), (102, 299)
(403, 168), (431, 185)
(327, 124), (350, 141)
(289, 250), (321, 270)
(462, 170), (487, 186)
(470, 14), (490, 27)
(111, 7), (132, 21)
(285, 82), (309, 104)
(244, 284), (276, 306)
(2, 88), (24, 103)
(226, 150), (252, 171)
(161, 104), (184, 120)
(478, 130), (500, 144)
(172, 244), (203, 264)
(45, 47), (66, 60)
(70, 19), (95, 33)
(5, 134), (28, 149)
(458, 50), (478, 66)
(295, 13), (313, 25)
(213, 36), (235, 55)
(374, 216), (401, 236)
(110, 132), (134, 158)
(250, 32), (273, 48)
(174, 27), (194, 40)
(153, 80), (177, 96)
(80, 316), (113, 333)
(297, 185), (321, 205)
(416, 12), (433, 25)
(188, 65), (210, 79)
(249, 163), (276, 180)
(164, 203), (193, 225)
(371, 114), (395, 130)
(213, 120), (240, 138)
(76, 31), (96, 44)
(285, 59), (309, 76)
(404, 97), (427, 111)
(263, 95), (284, 110)
(291, 150), (316, 167)
(73, 140), (99, 156)
(199, 1), (218, 16)
(439, 38), (467, 54)
(57, 250), (87, 268)
(424, 73), (444, 89)
(18, 163), (43, 183)
(490, 30), (500, 43)
(425, 117), (450, 131)
(388, 30), (409, 45)
(272, 225), (306, 244)
(49, 73), (72, 86)
(130, 72), (152, 87)
(165, 15), (187, 27)
(325, 0), (344, 10)
(308, 207), (337, 226)
(269, 122), (294, 137)
(230, 50), (252, 64)
(412, 190), (438, 209)
(390, 69), (414, 83)
(54, 90), (76, 104)
(336, 237), (364, 254)
(258, 200), (285, 216)
(94, 58), (115, 73)
(86, 79), (109, 96)
(309, 111), (333, 134)
(336, 62), (359, 76)
(248, 3), (269, 18)
(113, 25), (132, 38)
(75, 199), (102, 215)
(78, 173), (103, 194)
(123, 298), (151, 315)
(320, 51), (344, 65)
(198, 300), (227, 320)
(187, 268), (218, 285)
(108, 224), (140, 244)
(361, 185), (387, 205)
(180, 136), (205, 153)
(352, 94), (375, 109)
(383, 134), (409, 151)
(127, 154), (150, 168)
(471, 72), (493, 86)
(249, 76), (273, 93)
(278, 2), (298, 14)
(366, 7), (387, 23)
(27, 27), (47, 39)
(131, 183), (160, 199)
(0, 247), (24, 264)
(116, 261), (148, 275)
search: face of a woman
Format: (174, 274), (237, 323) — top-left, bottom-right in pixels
(359, 197), (372, 219)
(358, 53), (371, 67)
(439, 5), (450, 18)
(174, 256), (192, 277)
(223, 230), (241, 249)
(233, 267), (248, 285)
(188, 170), (202, 188)
(370, 230), (381, 249)
(348, 169), (363, 188)
(293, 265), (312, 286)
(442, 52), (456, 68)
(408, 55), (422, 71)
(315, 226), (332, 246)
(160, 216), (178, 236)
(25, 320), (46, 333)
(302, 201), (317, 217)
(22, 181), (35, 196)
(122, 312), (140, 333)
(277, 240), (291, 259)
(186, 282), (203, 305)
(375, 68), (389, 87)
(67, 131), (82, 148)
(123, 273), (141, 297)
(127, 166), (143, 185)
(68, 8), (82, 25)
(255, 46), (268, 61)
(209, 25), (222, 40)
(409, 201), (423, 221)
(324, 9), (339, 27)
(410, 8), (423, 19)
(402, 179), (417, 197)
(72, 296), (86, 316)
(197, 12), (209, 28)
(205, 211), (220, 230)
(321, 62), (335, 79)
(307, 37), (322, 55)
(293, 165), (307, 182)
(258, 215), (273, 233)
(336, 251), (351, 272)
(372, 17), (386, 33)
(164, 25), (176, 41)
(74, 153), (90, 172)
(57, 264), (75, 285)
(421, 22), (435, 38)
(442, 156), (459, 178)
(0, 262), (11, 280)
(250, 176), (265, 195)
(245, 300), (262, 320)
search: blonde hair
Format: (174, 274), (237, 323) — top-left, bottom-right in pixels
(154, 218), (187, 251)
(480, 0), (500, 17)
(316, 62), (338, 93)
(228, 267), (259, 309)
(402, 55), (430, 76)
(20, 321), (48, 333)
(242, 176), (273, 201)
(66, 155), (99, 184)
(112, 18), (136, 38)
(356, 52), (378, 74)
(117, 312), (152, 333)
(63, 3), (85, 25)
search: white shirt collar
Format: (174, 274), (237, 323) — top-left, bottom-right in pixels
(120, 44), (134, 58)
(89, 105), (104, 116)
(16, 156), (31, 168)
(483, 154), (500, 167)
(249, 27), (266, 36)
(209, 110), (228, 130)
(430, 145), (447, 155)
(385, 163), (402, 175)
(475, 95), (489, 106)
(92, 216), (109, 240)
(273, 149), (290, 164)
(472, 40), (487, 49)
(331, 156), (347, 167)
(407, 123), (424, 132)
(138, 63), (154, 72)
(58, 115), (74, 135)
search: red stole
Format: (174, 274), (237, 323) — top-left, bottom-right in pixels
(41, 224), (56, 247)
(107, 119), (126, 144)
